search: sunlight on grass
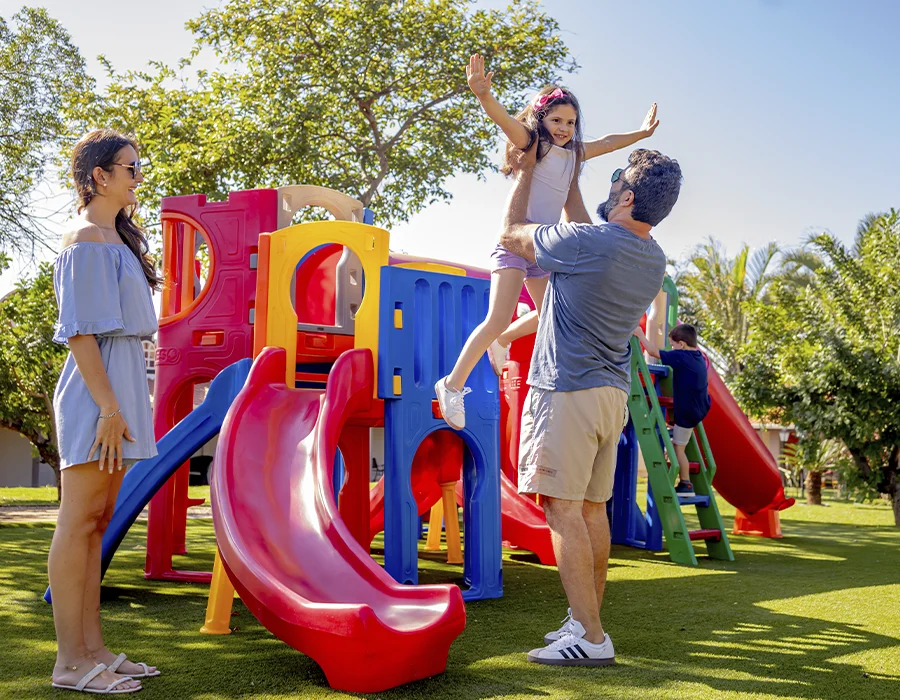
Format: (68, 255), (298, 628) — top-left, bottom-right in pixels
(0, 486), (58, 506)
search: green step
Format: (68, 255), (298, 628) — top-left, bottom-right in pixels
(678, 494), (711, 507)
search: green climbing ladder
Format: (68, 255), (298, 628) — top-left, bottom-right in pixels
(627, 335), (734, 566)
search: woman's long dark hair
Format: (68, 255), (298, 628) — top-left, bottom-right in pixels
(71, 129), (161, 290)
(500, 85), (584, 177)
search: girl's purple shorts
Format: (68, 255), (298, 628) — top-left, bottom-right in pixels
(490, 242), (549, 279)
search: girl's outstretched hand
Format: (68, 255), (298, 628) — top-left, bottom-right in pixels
(466, 54), (494, 98)
(640, 102), (660, 137)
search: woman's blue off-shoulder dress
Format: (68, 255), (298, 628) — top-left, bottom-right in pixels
(52, 242), (159, 468)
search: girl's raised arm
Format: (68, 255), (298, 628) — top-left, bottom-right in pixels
(467, 54), (531, 150)
(583, 103), (659, 161)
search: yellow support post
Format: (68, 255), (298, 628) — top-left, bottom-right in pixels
(424, 500), (444, 552)
(441, 482), (464, 565)
(199, 550), (235, 635)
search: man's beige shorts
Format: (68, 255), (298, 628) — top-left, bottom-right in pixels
(518, 386), (628, 503)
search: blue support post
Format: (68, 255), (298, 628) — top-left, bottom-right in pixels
(379, 266), (502, 600)
(610, 417), (664, 551)
(332, 450), (345, 505)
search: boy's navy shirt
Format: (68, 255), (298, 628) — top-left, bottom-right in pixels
(658, 348), (711, 429)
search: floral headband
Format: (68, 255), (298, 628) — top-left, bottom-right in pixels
(533, 88), (566, 111)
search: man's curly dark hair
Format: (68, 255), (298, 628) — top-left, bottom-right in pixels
(622, 149), (683, 227)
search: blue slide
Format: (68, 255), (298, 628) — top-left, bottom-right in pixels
(45, 359), (251, 603)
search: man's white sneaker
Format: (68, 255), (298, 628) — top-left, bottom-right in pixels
(527, 631), (616, 666)
(543, 608), (586, 645)
(434, 377), (471, 430)
(487, 339), (510, 376)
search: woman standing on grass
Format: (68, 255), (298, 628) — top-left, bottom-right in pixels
(48, 129), (160, 694)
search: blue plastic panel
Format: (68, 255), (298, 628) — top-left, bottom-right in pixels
(377, 266), (497, 407)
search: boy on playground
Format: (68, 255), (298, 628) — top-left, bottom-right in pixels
(632, 323), (710, 495)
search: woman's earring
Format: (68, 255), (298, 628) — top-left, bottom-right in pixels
(102, 183), (107, 187)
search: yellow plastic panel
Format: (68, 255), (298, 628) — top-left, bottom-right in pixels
(262, 220), (389, 391)
(393, 261), (466, 276)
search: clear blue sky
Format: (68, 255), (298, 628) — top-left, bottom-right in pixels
(1, 0), (898, 297)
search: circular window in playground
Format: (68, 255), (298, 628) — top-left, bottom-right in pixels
(292, 241), (366, 336)
(159, 216), (213, 322)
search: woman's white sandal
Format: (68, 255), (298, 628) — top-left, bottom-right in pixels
(51, 662), (142, 694)
(107, 653), (160, 679)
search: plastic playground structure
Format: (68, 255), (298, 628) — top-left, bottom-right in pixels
(48, 184), (795, 693)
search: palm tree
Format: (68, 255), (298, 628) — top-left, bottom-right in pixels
(675, 238), (780, 381)
(676, 238), (828, 383)
(776, 248), (827, 296)
(780, 437), (847, 506)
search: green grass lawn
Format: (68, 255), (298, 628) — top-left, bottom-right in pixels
(1, 497), (898, 699)
(0, 486), (211, 507)
(0, 486), (60, 506)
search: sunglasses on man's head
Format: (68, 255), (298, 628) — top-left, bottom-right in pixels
(611, 168), (627, 183)
(112, 159), (144, 178)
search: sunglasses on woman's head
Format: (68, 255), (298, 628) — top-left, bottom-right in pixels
(112, 159), (143, 179)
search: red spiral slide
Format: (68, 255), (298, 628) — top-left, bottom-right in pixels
(211, 347), (465, 693)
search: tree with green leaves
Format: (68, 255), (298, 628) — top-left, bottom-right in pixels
(67, 0), (576, 232)
(0, 7), (91, 256)
(675, 238), (780, 381)
(736, 210), (900, 525)
(0, 259), (69, 495)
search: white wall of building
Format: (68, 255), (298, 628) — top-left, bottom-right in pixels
(0, 428), (55, 487)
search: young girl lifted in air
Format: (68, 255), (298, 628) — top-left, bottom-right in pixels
(435, 53), (661, 430)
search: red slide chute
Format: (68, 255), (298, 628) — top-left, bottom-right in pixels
(211, 348), (465, 693)
(703, 362), (795, 515)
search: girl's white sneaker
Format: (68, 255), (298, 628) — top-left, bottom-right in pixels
(434, 377), (470, 430)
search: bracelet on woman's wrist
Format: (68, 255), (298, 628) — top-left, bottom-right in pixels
(98, 408), (121, 420)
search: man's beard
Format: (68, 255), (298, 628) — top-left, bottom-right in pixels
(597, 190), (622, 222)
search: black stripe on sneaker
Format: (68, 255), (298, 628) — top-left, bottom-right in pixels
(557, 649), (571, 659)
(573, 644), (590, 659)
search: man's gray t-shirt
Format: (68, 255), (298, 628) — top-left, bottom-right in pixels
(529, 222), (667, 393)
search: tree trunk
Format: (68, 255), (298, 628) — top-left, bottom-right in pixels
(886, 450), (899, 527)
(805, 470), (822, 505)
